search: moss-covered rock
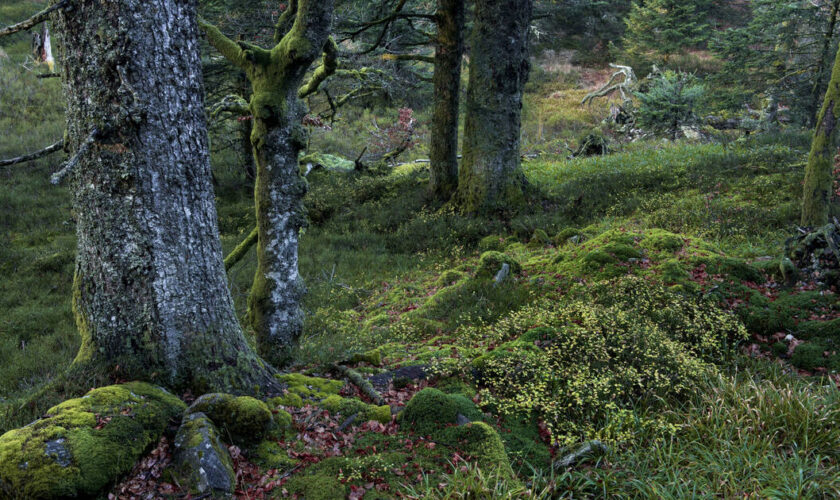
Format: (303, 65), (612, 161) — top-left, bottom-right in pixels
(319, 395), (391, 424)
(527, 229), (551, 248)
(435, 269), (467, 288)
(399, 388), (483, 436)
(172, 412), (235, 498)
(477, 251), (522, 278)
(554, 227), (584, 246)
(349, 348), (382, 366)
(0, 382), (185, 499)
(438, 422), (514, 479)
(478, 235), (508, 252)
(186, 394), (274, 445)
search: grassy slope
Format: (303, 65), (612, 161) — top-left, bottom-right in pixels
(2, 3), (840, 497)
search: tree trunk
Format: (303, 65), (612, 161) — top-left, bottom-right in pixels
(201, 0), (334, 367)
(810, 0), (840, 129)
(802, 42), (840, 227)
(428, 0), (465, 200)
(457, 0), (532, 214)
(53, 0), (278, 394)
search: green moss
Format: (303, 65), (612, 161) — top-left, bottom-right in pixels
(270, 392), (304, 408)
(349, 348), (382, 366)
(477, 251), (522, 278)
(276, 373), (344, 400)
(0, 383), (185, 498)
(528, 229), (551, 248)
(187, 394), (273, 444)
(399, 388), (483, 436)
(554, 227), (584, 246)
(250, 440), (299, 470)
(320, 395), (391, 424)
(791, 343), (831, 371)
(478, 235), (507, 252)
(438, 422), (514, 479)
(796, 319), (840, 340)
(435, 269), (467, 287)
(640, 229), (685, 252)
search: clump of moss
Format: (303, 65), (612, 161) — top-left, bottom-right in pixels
(187, 394), (274, 444)
(527, 229), (551, 248)
(791, 343), (831, 371)
(349, 348), (382, 366)
(0, 383), (185, 498)
(399, 388), (483, 436)
(478, 235), (508, 252)
(438, 422), (514, 480)
(320, 395), (391, 423)
(554, 227), (584, 246)
(477, 251), (522, 278)
(435, 269), (467, 287)
(276, 373), (344, 401)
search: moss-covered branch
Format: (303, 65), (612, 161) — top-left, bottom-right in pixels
(197, 18), (251, 70)
(299, 38), (338, 98)
(274, 0), (299, 43)
(0, 0), (68, 38)
(382, 53), (435, 64)
(210, 95), (251, 118)
(331, 364), (385, 406)
(224, 227), (258, 271)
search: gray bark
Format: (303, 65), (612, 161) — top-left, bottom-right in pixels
(428, 0), (465, 200)
(53, 0), (278, 394)
(457, 0), (532, 213)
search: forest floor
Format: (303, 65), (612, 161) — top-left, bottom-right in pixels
(2, 4), (840, 497)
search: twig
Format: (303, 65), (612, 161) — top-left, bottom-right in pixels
(338, 413), (358, 432)
(51, 129), (98, 185)
(0, 0), (69, 38)
(0, 139), (64, 167)
(331, 364), (385, 406)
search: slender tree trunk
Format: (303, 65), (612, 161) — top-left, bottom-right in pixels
(457, 0), (532, 213)
(810, 0), (840, 128)
(802, 42), (840, 226)
(428, 0), (465, 200)
(53, 0), (278, 394)
(201, 0), (334, 367)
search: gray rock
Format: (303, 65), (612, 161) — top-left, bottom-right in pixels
(173, 412), (236, 499)
(44, 439), (71, 468)
(493, 263), (511, 287)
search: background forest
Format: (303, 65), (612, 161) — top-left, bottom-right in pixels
(1, 0), (840, 498)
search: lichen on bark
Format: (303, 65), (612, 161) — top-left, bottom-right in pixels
(802, 42), (840, 226)
(200, 0), (335, 367)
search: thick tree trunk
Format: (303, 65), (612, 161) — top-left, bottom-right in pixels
(201, 0), (334, 367)
(810, 0), (840, 129)
(802, 42), (840, 227)
(53, 0), (278, 394)
(428, 0), (465, 200)
(457, 0), (532, 213)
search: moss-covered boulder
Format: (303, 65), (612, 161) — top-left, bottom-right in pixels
(320, 395), (391, 424)
(477, 251), (522, 278)
(186, 394), (274, 445)
(435, 269), (467, 287)
(172, 412), (235, 498)
(478, 235), (508, 252)
(439, 422), (514, 479)
(399, 388), (483, 436)
(0, 382), (185, 499)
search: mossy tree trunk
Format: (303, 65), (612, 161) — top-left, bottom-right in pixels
(456, 0), (533, 214)
(802, 42), (840, 227)
(428, 0), (465, 200)
(200, 0), (334, 367)
(52, 0), (279, 394)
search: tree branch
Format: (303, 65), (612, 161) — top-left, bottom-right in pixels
(0, 139), (64, 167)
(198, 17), (252, 70)
(225, 227), (258, 271)
(0, 0), (68, 39)
(51, 129), (98, 185)
(382, 53), (435, 64)
(210, 94), (250, 118)
(274, 0), (298, 44)
(299, 37), (338, 98)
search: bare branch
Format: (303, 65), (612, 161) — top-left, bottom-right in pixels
(382, 53), (435, 64)
(51, 129), (98, 185)
(0, 139), (64, 167)
(0, 0), (68, 39)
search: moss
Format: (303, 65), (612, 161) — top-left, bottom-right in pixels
(270, 392), (304, 408)
(0, 383), (185, 498)
(796, 319), (840, 340)
(478, 235), (507, 252)
(399, 388), (483, 436)
(250, 440), (299, 470)
(553, 227), (583, 246)
(187, 394), (274, 444)
(476, 251), (522, 278)
(791, 342), (831, 371)
(435, 269), (467, 287)
(320, 395), (391, 424)
(660, 258), (691, 283)
(640, 229), (685, 252)
(528, 229), (551, 248)
(282, 456), (348, 500)
(276, 373), (344, 401)
(349, 348), (382, 366)
(438, 422), (514, 479)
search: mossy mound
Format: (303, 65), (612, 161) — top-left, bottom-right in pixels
(0, 382), (185, 499)
(527, 229), (552, 248)
(399, 388), (483, 437)
(438, 422), (515, 480)
(186, 394), (275, 445)
(477, 251), (522, 278)
(348, 349), (382, 366)
(435, 269), (467, 288)
(320, 395), (391, 424)
(478, 235), (509, 252)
